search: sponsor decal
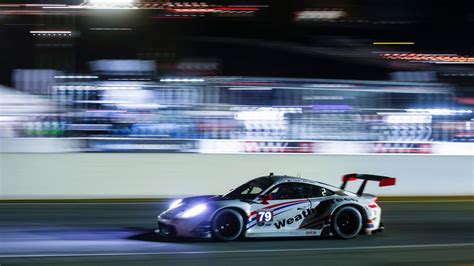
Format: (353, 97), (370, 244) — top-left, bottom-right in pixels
(274, 207), (316, 229)
(298, 200), (333, 230)
(333, 197), (359, 203)
(247, 200), (308, 230)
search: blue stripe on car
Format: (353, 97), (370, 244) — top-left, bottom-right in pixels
(246, 201), (308, 229)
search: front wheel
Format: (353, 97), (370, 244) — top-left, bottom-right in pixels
(331, 206), (363, 239)
(211, 209), (244, 241)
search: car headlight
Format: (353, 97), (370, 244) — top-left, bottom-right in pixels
(182, 204), (207, 218)
(169, 199), (183, 210)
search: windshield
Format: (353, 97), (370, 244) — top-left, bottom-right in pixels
(224, 178), (274, 200)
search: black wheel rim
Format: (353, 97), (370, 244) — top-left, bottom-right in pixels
(336, 210), (359, 236)
(215, 212), (240, 238)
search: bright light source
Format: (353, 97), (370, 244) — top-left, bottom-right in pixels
(373, 42), (414, 45)
(30, 30), (71, 34)
(382, 53), (474, 64)
(54, 75), (98, 79)
(406, 109), (472, 115)
(90, 28), (132, 31)
(169, 199), (183, 210)
(302, 96), (344, 100)
(228, 87), (273, 91)
(235, 107), (302, 121)
(385, 115), (431, 124)
(295, 10), (346, 20)
(160, 78), (204, 82)
(182, 204), (207, 218)
(308, 84), (354, 88)
(89, 0), (134, 4)
(30, 31), (72, 37)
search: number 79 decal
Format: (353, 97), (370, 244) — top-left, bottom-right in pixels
(256, 210), (273, 226)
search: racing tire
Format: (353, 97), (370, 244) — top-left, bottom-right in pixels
(211, 209), (244, 241)
(331, 206), (363, 239)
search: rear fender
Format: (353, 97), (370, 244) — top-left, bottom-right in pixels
(329, 197), (369, 224)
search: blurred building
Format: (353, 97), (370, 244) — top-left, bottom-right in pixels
(0, 0), (473, 154)
(3, 75), (469, 153)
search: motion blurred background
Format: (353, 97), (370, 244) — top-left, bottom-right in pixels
(0, 0), (473, 198)
(0, 1), (473, 265)
(1, 0), (474, 153)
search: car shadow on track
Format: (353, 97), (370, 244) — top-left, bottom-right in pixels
(128, 230), (213, 243)
(127, 230), (339, 243)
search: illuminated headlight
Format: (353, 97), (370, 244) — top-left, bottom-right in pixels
(169, 199), (183, 210)
(182, 204), (207, 218)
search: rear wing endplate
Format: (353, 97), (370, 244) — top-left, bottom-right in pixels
(340, 173), (396, 196)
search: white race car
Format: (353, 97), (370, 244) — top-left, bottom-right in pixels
(156, 173), (396, 241)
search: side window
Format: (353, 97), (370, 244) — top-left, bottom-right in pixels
(240, 186), (263, 196)
(268, 183), (308, 200)
(308, 185), (334, 198)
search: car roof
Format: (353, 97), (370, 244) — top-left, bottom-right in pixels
(252, 174), (331, 187)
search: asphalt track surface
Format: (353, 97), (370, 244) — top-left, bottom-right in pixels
(0, 201), (473, 266)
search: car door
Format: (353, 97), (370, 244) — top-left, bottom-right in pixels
(299, 184), (337, 231)
(246, 182), (312, 237)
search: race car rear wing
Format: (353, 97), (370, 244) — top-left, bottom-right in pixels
(340, 173), (396, 196)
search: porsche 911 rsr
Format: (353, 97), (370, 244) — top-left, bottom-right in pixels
(156, 173), (396, 241)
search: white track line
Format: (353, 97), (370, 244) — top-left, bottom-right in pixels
(0, 202), (166, 205)
(1, 200), (472, 205)
(1, 243), (473, 258)
(379, 200), (474, 203)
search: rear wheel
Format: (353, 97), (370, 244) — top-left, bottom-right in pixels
(211, 209), (244, 241)
(331, 206), (363, 239)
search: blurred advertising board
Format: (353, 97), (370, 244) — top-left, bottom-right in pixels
(371, 142), (432, 154)
(198, 140), (441, 154)
(2, 138), (473, 155)
(88, 139), (196, 153)
(198, 140), (315, 153)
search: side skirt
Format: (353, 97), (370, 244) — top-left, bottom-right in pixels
(245, 228), (324, 238)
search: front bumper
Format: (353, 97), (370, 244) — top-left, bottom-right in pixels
(156, 217), (212, 238)
(155, 221), (177, 236)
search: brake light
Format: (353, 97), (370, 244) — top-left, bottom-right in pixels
(368, 197), (378, 208)
(379, 177), (396, 187)
(342, 173), (358, 182)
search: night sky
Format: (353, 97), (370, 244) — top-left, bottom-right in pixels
(1, 0), (473, 86)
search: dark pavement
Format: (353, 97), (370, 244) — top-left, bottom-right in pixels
(0, 201), (473, 265)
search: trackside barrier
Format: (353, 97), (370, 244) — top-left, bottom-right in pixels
(0, 153), (472, 199)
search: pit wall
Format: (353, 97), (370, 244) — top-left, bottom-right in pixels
(1, 153), (473, 199)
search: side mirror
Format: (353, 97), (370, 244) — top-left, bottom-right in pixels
(258, 194), (273, 204)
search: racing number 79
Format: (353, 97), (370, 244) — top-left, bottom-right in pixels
(257, 211), (273, 222)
